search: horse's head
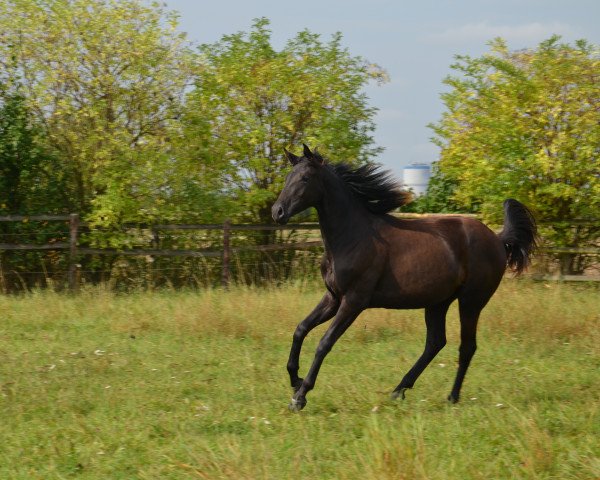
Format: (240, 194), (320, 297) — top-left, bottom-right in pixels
(272, 144), (325, 225)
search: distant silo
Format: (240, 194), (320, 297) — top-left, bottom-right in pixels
(403, 163), (431, 197)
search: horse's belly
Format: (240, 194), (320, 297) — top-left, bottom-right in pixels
(369, 258), (463, 309)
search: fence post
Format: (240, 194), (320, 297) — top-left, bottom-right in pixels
(221, 219), (231, 288)
(68, 213), (80, 292)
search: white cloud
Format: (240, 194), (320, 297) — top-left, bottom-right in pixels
(424, 21), (577, 46)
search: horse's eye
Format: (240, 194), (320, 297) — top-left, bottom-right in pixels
(301, 175), (310, 183)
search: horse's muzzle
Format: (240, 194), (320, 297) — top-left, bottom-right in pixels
(272, 203), (288, 225)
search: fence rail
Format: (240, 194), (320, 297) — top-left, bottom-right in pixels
(0, 242), (70, 250)
(0, 215), (72, 221)
(1, 214), (598, 291)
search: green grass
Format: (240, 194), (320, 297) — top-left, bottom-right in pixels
(0, 281), (598, 479)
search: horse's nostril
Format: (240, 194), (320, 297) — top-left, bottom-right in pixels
(272, 204), (286, 223)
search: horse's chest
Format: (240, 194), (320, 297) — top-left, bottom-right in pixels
(321, 251), (378, 297)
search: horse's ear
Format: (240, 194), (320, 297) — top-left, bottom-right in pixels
(284, 147), (300, 166)
(303, 143), (313, 158)
(303, 143), (323, 165)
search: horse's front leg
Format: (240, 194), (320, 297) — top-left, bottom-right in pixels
(287, 292), (339, 391)
(290, 297), (363, 411)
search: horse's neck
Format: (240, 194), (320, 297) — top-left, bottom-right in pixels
(316, 177), (373, 253)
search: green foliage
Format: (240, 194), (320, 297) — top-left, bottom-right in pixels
(0, 0), (200, 232)
(185, 18), (388, 223)
(0, 92), (69, 214)
(431, 37), (599, 270)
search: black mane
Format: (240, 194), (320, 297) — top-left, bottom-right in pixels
(329, 162), (410, 214)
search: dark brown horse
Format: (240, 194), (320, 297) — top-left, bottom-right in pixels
(272, 144), (537, 411)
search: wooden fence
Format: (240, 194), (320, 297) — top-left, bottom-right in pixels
(1, 214), (598, 291)
(0, 214), (323, 291)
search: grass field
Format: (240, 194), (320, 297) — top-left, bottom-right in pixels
(0, 280), (598, 479)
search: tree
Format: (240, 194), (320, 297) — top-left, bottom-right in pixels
(431, 37), (600, 273)
(184, 18), (388, 226)
(0, 0), (200, 234)
(0, 92), (69, 215)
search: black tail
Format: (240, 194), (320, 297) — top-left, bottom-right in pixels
(499, 199), (538, 275)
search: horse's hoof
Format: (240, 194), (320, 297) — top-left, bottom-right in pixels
(391, 387), (409, 400)
(288, 397), (307, 412)
(447, 394), (459, 404)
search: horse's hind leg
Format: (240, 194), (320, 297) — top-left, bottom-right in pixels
(287, 291), (340, 392)
(447, 302), (481, 403)
(392, 300), (452, 400)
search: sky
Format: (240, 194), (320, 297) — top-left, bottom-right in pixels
(164, 0), (600, 179)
